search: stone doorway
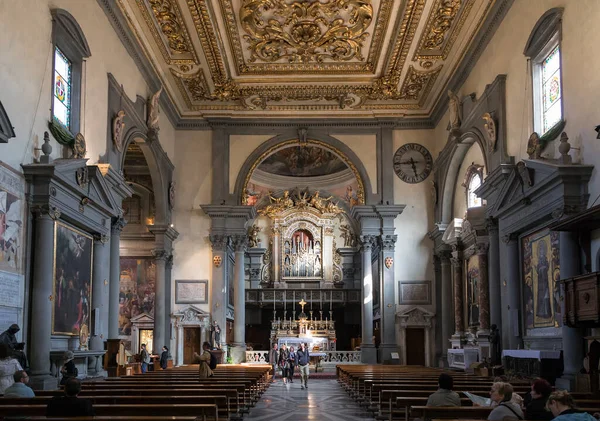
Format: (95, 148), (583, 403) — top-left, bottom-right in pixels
(183, 327), (201, 364)
(406, 328), (426, 365)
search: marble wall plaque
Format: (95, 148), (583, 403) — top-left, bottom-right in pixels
(0, 270), (22, 308)
(0, 306), (19, 332)
(0, 161), (25, 275)
(399, 281), (431, 305)
(175, 280), (208, 304)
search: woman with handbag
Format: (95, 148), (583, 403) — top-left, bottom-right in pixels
(278, 344), (289, 384)
(287, 346), (297, 383)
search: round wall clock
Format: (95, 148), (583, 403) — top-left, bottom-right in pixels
(393, 143), (433, 184)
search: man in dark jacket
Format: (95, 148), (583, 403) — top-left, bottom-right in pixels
(297, 343), (310, 390)
(269, 343), (279, 383)
(46, 378), (94, 417)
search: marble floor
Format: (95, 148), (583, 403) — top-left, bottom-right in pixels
(246, 378), (376, 421)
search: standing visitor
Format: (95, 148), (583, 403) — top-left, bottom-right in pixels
(297, 343), (310, 390)
(194, 342), (213, 379)
(0, 344), (22, 394)
(60, 351), (78, 386)
(140, 344), (150, 373)
(160, 346), (169, 370)
(278, 344), (289, 384)
(287, 346), (297, 383)
(269, 343), (278, 383)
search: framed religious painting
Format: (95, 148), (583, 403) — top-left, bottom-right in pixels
(466, 256), (480, 327)
(175, 280), (208, 304)
(522, 228), (560, 329)
(52, 221), (93, 335)
(118, 258), (156, 336)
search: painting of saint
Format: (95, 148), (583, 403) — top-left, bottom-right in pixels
(52, 222), (93, 335)
(118, 259), (156, 336)
(466, 256), (480, 326)
(257, 146), (348, 177)
(0, 163), (24, 274)
(522, 228), (560, 329)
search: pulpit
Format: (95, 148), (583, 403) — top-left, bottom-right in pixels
(502, 349), (563, 384)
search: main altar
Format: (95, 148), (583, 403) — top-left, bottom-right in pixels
(271, 298), (337, 352)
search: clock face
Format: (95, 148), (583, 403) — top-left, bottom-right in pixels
(393, 143), (433, 184)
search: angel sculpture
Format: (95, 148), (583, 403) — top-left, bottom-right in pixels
(526, 132), (542, 159)
(147, 87), (163, 131)
(448, 90), (461, 130)
(248, 225), (261, 248)
(112, 110), (126, 152)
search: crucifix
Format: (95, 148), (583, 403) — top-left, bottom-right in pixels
(299, 298), (307, 313)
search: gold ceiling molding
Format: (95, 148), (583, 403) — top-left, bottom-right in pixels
(240, 0), (373, 64)
(220, 0), (394, 75)
(186, 0), (228, 79)
(136, 0), (198, 64)
(413, 0), (476, 61)
(397, 65), (442, 104)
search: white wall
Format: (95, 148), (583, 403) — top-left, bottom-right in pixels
(332, 134), (378, 195)
(452, 143), (486, 219)
(229, 135), (273, 194)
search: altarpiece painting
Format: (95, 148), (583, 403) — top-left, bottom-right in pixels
(466, 256), (480, 327)
(52, 222), (93, 335)
(119, 258), (156, 335)
(522, 228), (560, 329)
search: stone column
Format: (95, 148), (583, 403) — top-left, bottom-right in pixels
(29, 205), (61, 390)
(487, 219), (502, 334)
(165, 254), (173, 351)
(272, 227), (280, 285)
(108, 217), (126, 339)
(152, 249), (167, 354)
(209, 235), (228, 351)
(450, 250), (465, 344)
(477, 243), (490, 333)
(504, 234), (522, 350)
(557, 231), (584, 391)
(90, 234), (110, 353)
(360, 235), (376, 363)
(230, 235), (248, 363)
(440, 252), (453, 357)
(380, 234), (397, 363)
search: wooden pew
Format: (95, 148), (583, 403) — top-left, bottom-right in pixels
(410, 406), (600, 421)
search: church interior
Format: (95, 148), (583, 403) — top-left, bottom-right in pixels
(2, 0), (600, 419)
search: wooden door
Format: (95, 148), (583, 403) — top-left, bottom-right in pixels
(183, 327), (201, 364)
(406, 328), (426, 365)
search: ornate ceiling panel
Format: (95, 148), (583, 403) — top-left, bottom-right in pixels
(119, 0), (498, 118)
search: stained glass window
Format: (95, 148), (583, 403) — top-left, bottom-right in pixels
(53, 47), (72, 129)
(541, 45), (562, 134)
(467, 174), (482, 208)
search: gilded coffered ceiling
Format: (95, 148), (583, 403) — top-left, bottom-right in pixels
(117, 0), (498, 119)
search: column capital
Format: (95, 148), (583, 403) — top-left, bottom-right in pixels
(450, 256), (462, 267)
(152, 248), (168, 261)
(380, 235), (397, 252)
(209, 234), (228, 251)
(360, 235), (377, 250)
(475, 242), (489, 256)
(31, 204), (61, 220)
(166, 254), (174, 269)
(93, 234), (110, 244)
(231, 234), (248, 252)
(501, 233), (518, 244)
(437, 250), (452, 261)
(112, 217), (127, 233)
(486, 217), (499, 233)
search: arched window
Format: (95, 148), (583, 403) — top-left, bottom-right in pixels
(524, 8), (564, 136)
(462, 162), (484, 209)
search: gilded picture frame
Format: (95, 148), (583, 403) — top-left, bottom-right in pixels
(52, 221), (93, 336)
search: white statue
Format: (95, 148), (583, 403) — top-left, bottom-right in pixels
(112, 110), (126, 152)
(448, 90), (461, 130)
(147, 87), (163, 131)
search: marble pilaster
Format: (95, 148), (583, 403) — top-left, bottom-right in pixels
(556, 231), (584, 391)
(379, 234), (397, 363)
(503, 234), (522, 350)
(272, 227), (280, 285)
(108, 218), (126, 339)
(231, 235), (248, 363)
(450, 252), (464, 339)
(90, 234), (110, 354)
(165, 254), (174, 350)
(439, 252), (453, 354)
(486, 219), (502, 333)
(209, 234), (228, 349)
(476, 243), (490, 333)
(29, 206), (61, 389)
(152, 249), (168, 354)
(360, 235), (376, 364)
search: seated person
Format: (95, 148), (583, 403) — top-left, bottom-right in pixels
(547, 390), (597, 421)
(3, 370), (34, 398)
(525, 378), (553, 420)
(46, 378), (94, 417)
(426, 373), (461, 407)
(488, 382), (524, 421)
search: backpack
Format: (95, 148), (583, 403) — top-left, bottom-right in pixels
(208, 352), (218, 370)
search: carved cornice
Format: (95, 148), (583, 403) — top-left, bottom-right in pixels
(94, 234), (110, 244)
(152, 248), (168, 260)
(485, 217), (498, 234)
(500, 233), (517, 244)
(31, 204), (61, 221)
(209, 234), (228, 251)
